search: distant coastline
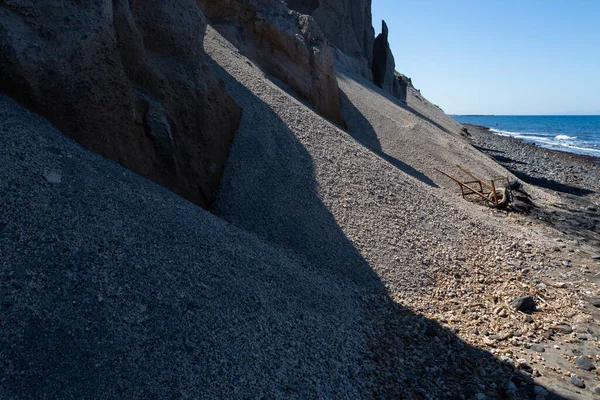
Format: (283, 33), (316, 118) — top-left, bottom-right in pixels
(454, 115), (600, 158)
(450, 114), (495, 117)
(465, 123), (600, 196)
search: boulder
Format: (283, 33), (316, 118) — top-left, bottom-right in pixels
(0, 0), (241, 209)
(372, 20), (396, 93)
(198, 0), (342, 125)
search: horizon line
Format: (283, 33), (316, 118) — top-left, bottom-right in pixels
(451, 114), (600, 117)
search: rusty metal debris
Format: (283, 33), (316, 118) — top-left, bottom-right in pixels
(435, 165), (513, 208)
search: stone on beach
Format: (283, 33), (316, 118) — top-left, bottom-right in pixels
(510, 295), (536, 312)
(575, 356), (595, 371)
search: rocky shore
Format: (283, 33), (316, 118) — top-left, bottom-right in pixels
(431, 123), (600, 398)
(465, 124), (600, 197)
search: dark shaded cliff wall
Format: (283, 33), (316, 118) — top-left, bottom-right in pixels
(0, 0), (241, 209)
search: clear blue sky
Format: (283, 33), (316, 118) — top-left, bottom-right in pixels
(372, 1), (600, 115)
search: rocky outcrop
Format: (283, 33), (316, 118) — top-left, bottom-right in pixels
(197, 0), (342, 125)
(392, 72), (413, 103)
(286, 0), (375, 79)
(370, 21), (414, 104)
(0, 0), (241, 209)
(372, 20), (396, 93)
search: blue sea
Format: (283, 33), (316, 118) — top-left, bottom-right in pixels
(452, 115), (600, 158)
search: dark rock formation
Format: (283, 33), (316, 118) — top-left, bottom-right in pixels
(370, 21), (414, 104)
(372, 20), (396, 93)
(0, 0), (241, 209)
(393, 72), (413, 103)
(197, 0), (342, 125)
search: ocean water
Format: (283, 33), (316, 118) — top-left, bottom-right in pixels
(452, 115), (600, 157)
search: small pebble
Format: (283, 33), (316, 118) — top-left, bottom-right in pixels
(569, 376), (585, 388)
(511, 295), (536, 312)
(557, 325), (572, 334)
(525, 315), (534, 323)
(44, 171), (62, 184)
(575, 356), (595, 371)
(531, 344), (545, 353)
(542, 329), (554, 339)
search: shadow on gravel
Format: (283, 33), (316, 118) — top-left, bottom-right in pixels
(492, 155), (528, 165)
(339, 90), (439, 189)
(510, 170), (595, 196)
(472, 144), (506, 154)
(208, 57), (568, 399)
(399, 102), (453, 135)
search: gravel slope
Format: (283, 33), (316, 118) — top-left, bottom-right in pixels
(205, 27), (600, 398)
(0, 94), (375, 398)
(207, 26), (511, 300)
(337, 70), (514, 190)
(2, 24), (592, 399)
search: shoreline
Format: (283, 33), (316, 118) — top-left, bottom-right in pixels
(465, 123), (600, 163)
(464, 123), (600, 196)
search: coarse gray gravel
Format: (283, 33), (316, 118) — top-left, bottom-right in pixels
(206, 26), (512, 300)
(336, 70), (514, 191)
(0, 94), (375, 398)
(1, 25), (582, 399)
(204, 27), (554, 397)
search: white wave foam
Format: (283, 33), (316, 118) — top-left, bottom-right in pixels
(489, 127), (600, 156)
(560, 144), (600, 154)
(555, 135), (578, 140)
(489, 128), (519, 136)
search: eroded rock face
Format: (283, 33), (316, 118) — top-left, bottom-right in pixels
(309, 0), (374, 78)
(197, 0), (342, 125)
(284, 0), (374, 79)
(372, 20), (395, 93)
(393, 72), (412, 103)
(0, 0), (241, 208)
